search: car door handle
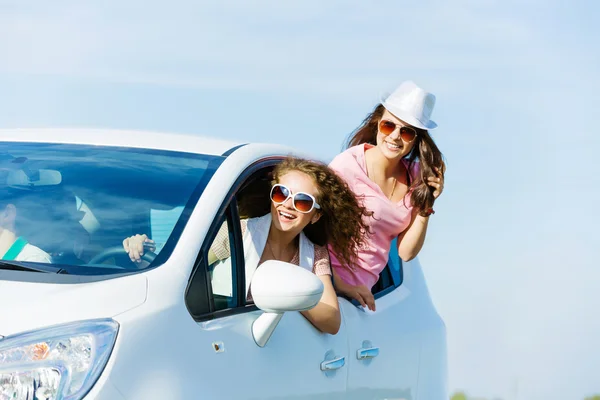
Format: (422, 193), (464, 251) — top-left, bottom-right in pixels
(320, 356), (346, 371)
(356, 346), (379, 360)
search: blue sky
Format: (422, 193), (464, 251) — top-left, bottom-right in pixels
(1, 1), (599, 398)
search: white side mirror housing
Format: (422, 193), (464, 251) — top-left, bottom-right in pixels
(250, 260), (324, 347)
(251, 260), (324, 312)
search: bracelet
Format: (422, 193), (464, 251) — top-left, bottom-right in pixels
(419, 208), (435, 217)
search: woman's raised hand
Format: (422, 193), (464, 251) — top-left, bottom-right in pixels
(427, 166), (445, 199)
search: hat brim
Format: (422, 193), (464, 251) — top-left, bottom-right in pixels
(381, 101), (437, 130)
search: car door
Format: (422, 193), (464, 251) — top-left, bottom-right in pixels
(340, 239), (421, 400)
(184, 163), (350, 400)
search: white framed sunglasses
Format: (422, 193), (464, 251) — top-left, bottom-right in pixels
(270, 184), (321, 214)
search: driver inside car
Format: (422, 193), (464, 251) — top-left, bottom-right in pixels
(1, 154), (88, 265)
(0, 155), (51, 263)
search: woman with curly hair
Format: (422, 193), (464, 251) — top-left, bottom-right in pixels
(124, 157), (371, 335)
(328, 81), (446, 311)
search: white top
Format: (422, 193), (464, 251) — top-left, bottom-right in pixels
(14, 243), (53, 263)
(242, 213), (315, 296)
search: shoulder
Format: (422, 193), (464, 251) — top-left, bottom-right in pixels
(330, 145), (363, 165)
(329, 145), (366, 178)
(17, 244), (52, 263)
(314, 244), (330, 260)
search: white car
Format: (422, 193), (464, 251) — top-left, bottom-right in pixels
(0, 129), (447, 400)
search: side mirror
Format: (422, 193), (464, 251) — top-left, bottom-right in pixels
(250, 260), (324, 347)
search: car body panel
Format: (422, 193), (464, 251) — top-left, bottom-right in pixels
(0, 272), (147, 336)
(108, 305), (350, 399)
(340, 291), (421, 399)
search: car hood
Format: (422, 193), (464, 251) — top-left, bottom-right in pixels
(0, 273), (147, 337)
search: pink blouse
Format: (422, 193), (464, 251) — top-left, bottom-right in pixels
(328, 144), (419, 289)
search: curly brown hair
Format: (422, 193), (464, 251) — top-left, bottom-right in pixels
(273, 157), (372, 271)
(345, 104), (445, 212)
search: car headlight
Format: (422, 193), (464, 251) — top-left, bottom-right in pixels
(0, 319), (118, 400)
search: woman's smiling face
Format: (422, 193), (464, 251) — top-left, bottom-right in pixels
(270, 170), (321, 235)
(375, 109), (417, 160)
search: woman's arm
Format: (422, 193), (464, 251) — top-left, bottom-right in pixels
(301, 275), (341, 335)
(331, 267), (376, 311)
(397, 165), (444, 261)
(397, 212), (429, 262)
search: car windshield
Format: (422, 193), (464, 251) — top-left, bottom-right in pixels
(0, 142), (223, 275)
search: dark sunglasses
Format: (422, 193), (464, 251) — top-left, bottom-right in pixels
(378, 120), (417, 142)
(270, 184), (321, 214)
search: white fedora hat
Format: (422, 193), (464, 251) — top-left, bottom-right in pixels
(381, 81), (438, 130)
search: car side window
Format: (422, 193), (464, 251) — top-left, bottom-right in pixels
(185, 204), (243, 319)
(206, 216), (237, 311)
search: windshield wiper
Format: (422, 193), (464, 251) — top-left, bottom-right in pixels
(0, 260), (68, 274)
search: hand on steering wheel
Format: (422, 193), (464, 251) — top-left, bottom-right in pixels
(123, 234), (156, 263)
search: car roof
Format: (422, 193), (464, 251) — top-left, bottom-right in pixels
(0, 128), (245, 156)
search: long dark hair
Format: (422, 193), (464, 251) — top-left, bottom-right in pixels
(273, 157), (372, 271)
(344, 104), (445, 212)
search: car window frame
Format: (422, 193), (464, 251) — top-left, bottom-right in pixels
(185, 157), (283, 322)
(206, 204), (244, 312)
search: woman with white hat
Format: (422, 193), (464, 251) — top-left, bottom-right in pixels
(328, 81), (445, 311)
